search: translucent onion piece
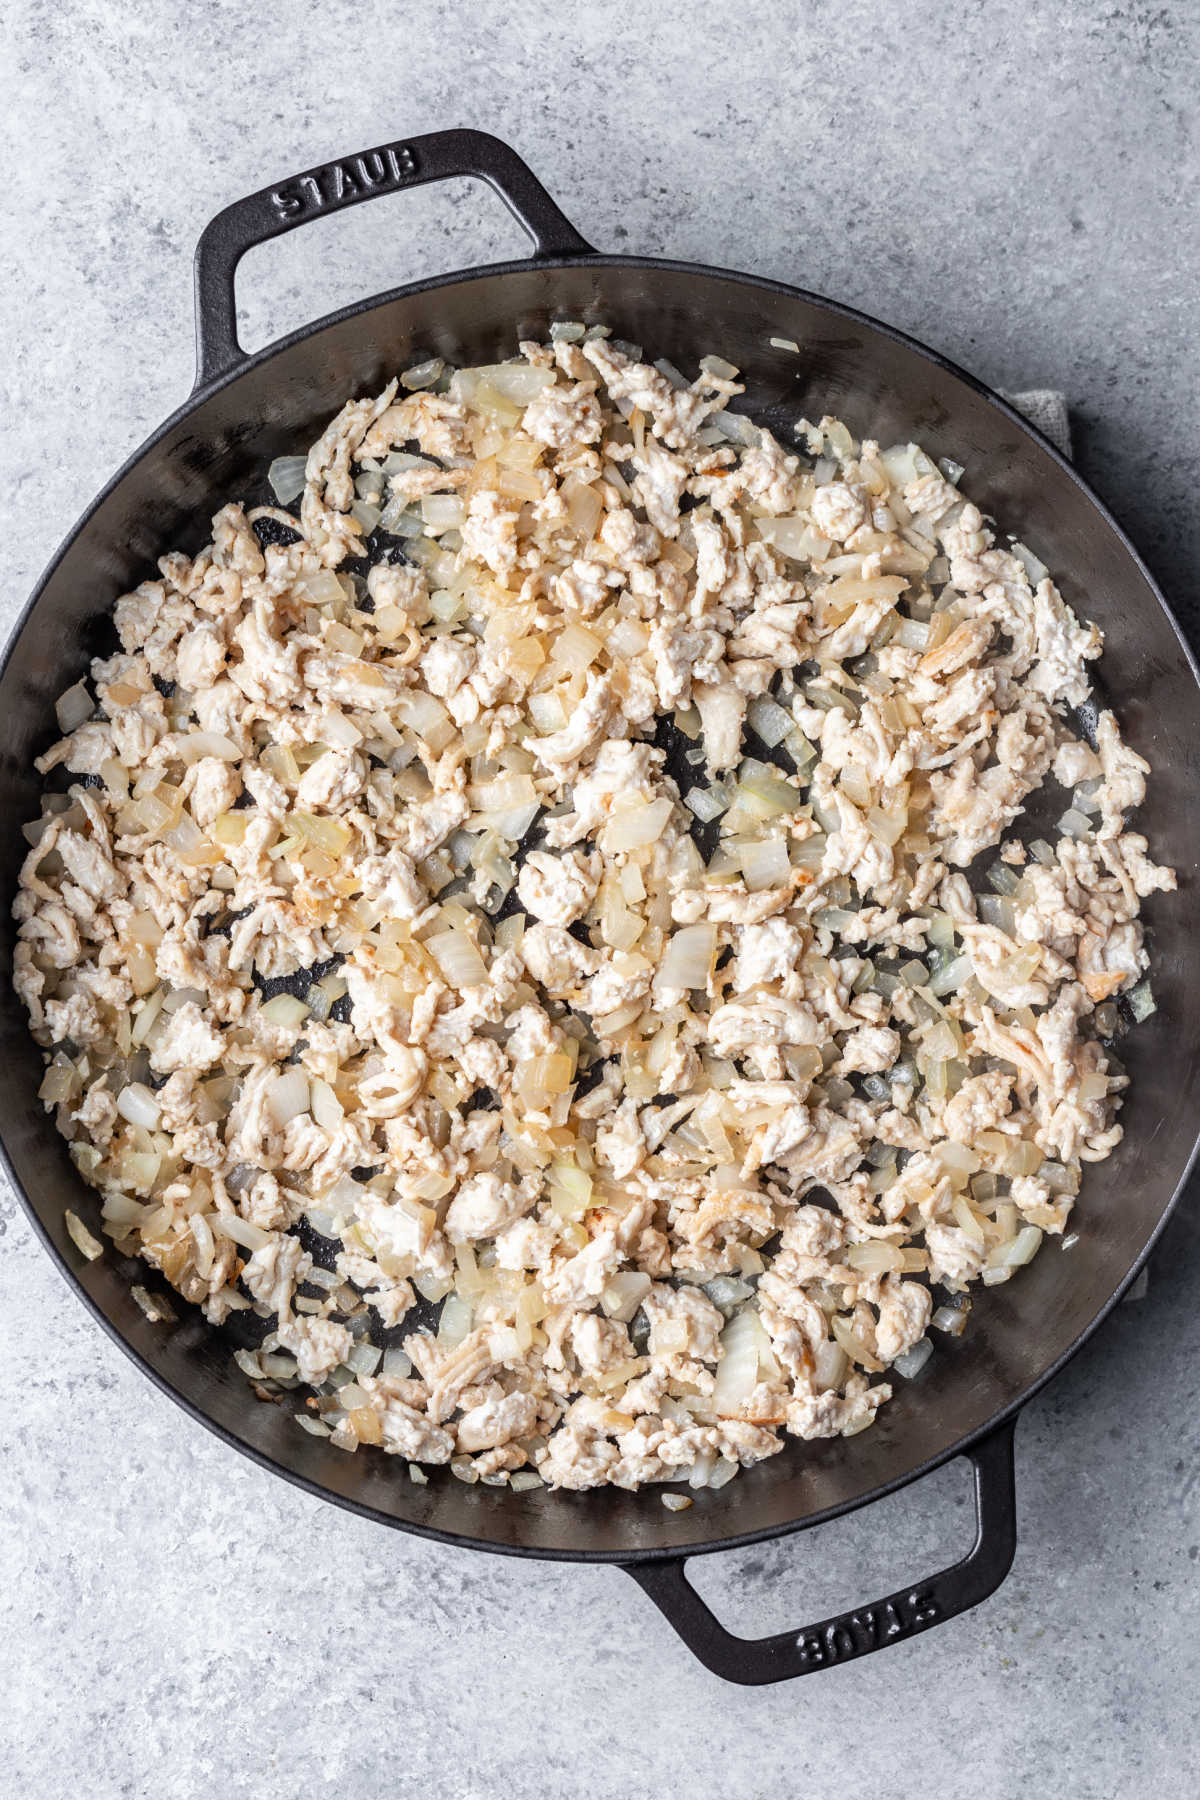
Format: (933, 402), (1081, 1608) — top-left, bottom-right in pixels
(55, 681), (93, 734)
(756, 517), (830, 562)
(599, 798), (673, 853)
(711, 1308), (767, 1415)
(425, 928), (488, 990)
(267, 456), (307, 504)
(259, 993), (309, 1029)
(1058, 807), (1093, 840)
(266, 1068), (310, 1127)
(400, 357), (444, 392)
(1128, 978), (1156, 1022)
(745, 695), (795, 748)
(658, 922), (716, 991)
(116, 1082), (161, 1129)
(685, 784), (728, 824)
(1010, 541), (1049, 585)
(928, 953), (972, 998)
(65, 1210), (103, 1260)
(892, 1337), (933, 1379)
(438, 1293), (473, 1347)
(600, 1271), (652, 1323)
(709, 409), (761, 449)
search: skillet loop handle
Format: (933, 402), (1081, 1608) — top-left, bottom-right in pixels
(192, 128), (594, 390)
(626, 1419), (1017, 1685)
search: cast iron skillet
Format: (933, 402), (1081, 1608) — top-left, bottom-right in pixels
(2, 130), (1198, 1685)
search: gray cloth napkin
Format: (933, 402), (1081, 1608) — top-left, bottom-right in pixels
(1001, 388), (1072, 458)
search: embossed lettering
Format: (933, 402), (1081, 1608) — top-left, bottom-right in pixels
(909, 1588), (940, 1627)
(793, 1602), (949, 1667)
(356, 151), (387, 187)
(387, 144), (419, 179)
(269, 145), (418, 221)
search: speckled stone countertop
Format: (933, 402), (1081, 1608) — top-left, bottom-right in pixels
(2, 4), (1198, 1795)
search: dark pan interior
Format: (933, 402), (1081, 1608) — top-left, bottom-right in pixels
(3, 259), (1198, 1561)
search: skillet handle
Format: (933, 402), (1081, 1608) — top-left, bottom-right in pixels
(192, 128), (594, 389)
(625, 1418), (1017, 1685)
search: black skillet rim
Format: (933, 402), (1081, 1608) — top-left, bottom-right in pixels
(3, 249), (1199, 1565)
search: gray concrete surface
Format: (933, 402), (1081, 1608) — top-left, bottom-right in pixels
(1, 3), (1197, 1795)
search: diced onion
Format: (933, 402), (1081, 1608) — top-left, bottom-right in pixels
(880, 444), (921, 487)
(895, 617), (930, 650)
(658, 923), (716, 991)
(267, 456), (307, 504)
(978, 895), (1016, 936)
(987, 862), (1021, 896)
(601, 1271), (652, 1323)
(421, 493), (466, 532)
(810, 1339), (846, 1391)
(756, 516), (831, 562)
(116, 1082), (161, 1129)
(346, 1342), (382, 1377)
(259, 993), (309, 1029)
(746, 695), (795, 748)
(709, 410), (761, 449)
(1003, 1225), (1043, 1268)
(702, 1276), (754, 1316)
(547, 1159), (593, 1220)
(735, 835), (790, 892)
(1010, 541), (1049, 585)
(711, 1308), (767, 1414)
(310, 1077), (344, 1129)
(928, 953), (972, 997)
(1058, 807), (1093, 840)
(599, 797), (673, 853)
(1128, 978), (1156, 1022)
(700, 354), (740, 381)
(378, 498), (426, 537)
(400, 357), (445, 391)
(132, 1284), (177, 1324)
(652, 357), (688, 390)
(39, 1059), (78, 1105)
(266, 1067), (310, 1126)
(845, 1240), (903, 1274)
(866, 807), (906, 847)
(515, 1053), (573, 1109)
(425, 928), (488, 990)
(65, 1209), (103, 1260)
(685, 785), (729, 824)
(55, 681), (93, 733)
(736, 760), (799, 818)
(438, 1293), (473, 1347)
(892, 1337), (933, 1379)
